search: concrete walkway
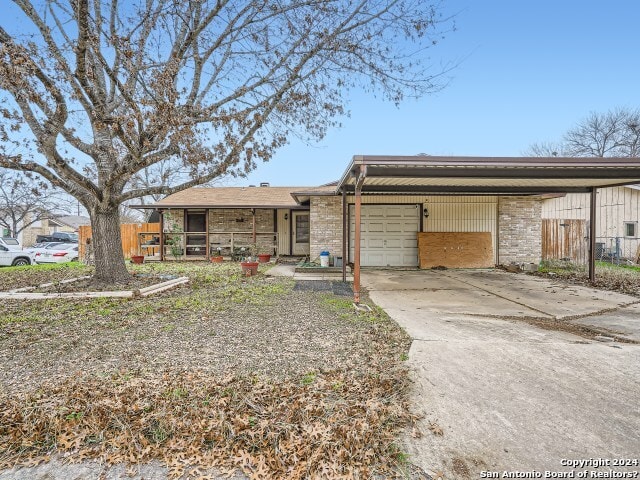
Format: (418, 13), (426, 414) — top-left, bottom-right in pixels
(363, 269), (640, 478)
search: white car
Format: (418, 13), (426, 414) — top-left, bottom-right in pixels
(25, 241), (64, 256)
(35, 243), (79, 264)
(0, 237), (22, 251)
(0, 244), (35, 267)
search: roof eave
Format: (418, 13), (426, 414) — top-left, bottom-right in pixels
(132, 204), (307, 210)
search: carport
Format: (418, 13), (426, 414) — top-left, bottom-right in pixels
(336, 156), (640, 303)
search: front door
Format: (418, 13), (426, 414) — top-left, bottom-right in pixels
(292, 211), (310, 255)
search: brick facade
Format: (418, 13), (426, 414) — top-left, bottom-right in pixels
(498, 196), (542, 264)
(207, 209), (273, 232)
(309, 196), (343, 260)
(209, 209), (275, 253)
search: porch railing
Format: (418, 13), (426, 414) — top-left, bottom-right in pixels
(161, 231), (278, 260)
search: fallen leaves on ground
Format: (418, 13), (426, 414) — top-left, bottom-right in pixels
(0, 367), (414, 479)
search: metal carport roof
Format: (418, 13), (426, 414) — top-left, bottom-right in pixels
(337, 156), (640, 194)
(337, 155), (640, 303)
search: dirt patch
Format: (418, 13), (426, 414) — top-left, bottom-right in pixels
(514, 315), (639, 344)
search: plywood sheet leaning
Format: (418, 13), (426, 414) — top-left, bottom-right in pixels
(418, 232), (494, 268)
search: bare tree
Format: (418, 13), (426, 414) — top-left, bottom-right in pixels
(526, 141), (568, 158)
(0, 170), (70, 238)
(0, 0), (453, 283)
(528, 107), (640, 158)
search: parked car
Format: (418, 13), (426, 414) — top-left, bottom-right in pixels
(34, 243), (79, 264)
(0, 237), (22, 251)
(0, 244), (35, 267)
(25, 241), (64, 256)
(35, 232), (79, 244)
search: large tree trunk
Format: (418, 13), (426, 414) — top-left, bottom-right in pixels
(89, 207), (131, 284)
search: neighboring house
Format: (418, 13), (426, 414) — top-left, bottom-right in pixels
(21, 215), (90, 246)
(138, 156), (640, 269)
(541, 186), (640, 262)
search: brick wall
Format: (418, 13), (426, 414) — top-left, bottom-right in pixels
(310, 196), (343, 260)
(162, 209), (184, 232)
(209, 209), (275, 253)
(208, 209), (273, 232)
(498, 197), (542, 264)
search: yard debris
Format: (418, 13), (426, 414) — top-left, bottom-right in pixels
(0, 262), (416, 478)
(354, 302), (373, 313)
(0, 368), (416, 479)
(594, 335), (615, 343)
(428, 421), (444, 436)
(533, 262), (640, 297)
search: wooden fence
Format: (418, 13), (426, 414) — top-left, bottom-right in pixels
(541, 219), (588, 264)
(78, 223), (160, 260)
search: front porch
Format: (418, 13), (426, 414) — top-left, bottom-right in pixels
(151, 207), (310, 261)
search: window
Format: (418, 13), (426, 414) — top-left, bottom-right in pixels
(624, 222), (637, 238)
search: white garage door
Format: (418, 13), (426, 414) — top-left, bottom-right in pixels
(349, 204), (420, 267)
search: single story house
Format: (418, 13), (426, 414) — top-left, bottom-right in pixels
(140, 156), (640, 297)
(3, 214), (90, 247)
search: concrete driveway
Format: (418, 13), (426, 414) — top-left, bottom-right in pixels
(363, 269), (640, 478)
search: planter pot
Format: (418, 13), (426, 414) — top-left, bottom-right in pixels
(257, 254), (271, 263)
(240, 261), (259, 276)
(131, 255), (144, 264)
(210, 256), (224, 263)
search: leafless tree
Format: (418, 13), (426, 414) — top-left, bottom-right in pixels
(526, 141), (568, 158)
(528, 107), (640, 158)
(0, 169), (70, 238)
(0, 0), (453, 283)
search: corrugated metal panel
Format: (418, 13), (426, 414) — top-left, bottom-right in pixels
(346, 195), (497, 204)
(277, 209), (290, 255)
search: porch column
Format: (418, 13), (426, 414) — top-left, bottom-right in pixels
(252, 208), (257, 247)
(205, 208), (210, 260)
(589, 187), (597, 283)
(158, 209), (164, 261)
(353, 166), (366, 304)
(342, 188), (347, 282)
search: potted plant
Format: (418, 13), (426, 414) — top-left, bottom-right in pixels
(239, 246), (259, 276)
(211, 246), (223, 263)
(257, 253), (271, 263)
(131, 254), (144, 264)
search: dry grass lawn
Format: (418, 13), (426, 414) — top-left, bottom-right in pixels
(0, 262), (415, 479)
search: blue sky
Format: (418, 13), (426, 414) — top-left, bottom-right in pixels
(237, 0), (640, 187)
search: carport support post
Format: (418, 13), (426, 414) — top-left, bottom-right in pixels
(589, 187), (597, 283)
(353, 166), (366, 304)
(342, 188), (347, 282)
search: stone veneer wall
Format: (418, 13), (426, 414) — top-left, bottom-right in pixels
(498, 196), (542, 264)
(309, 196), (343, 260)
(162, 208), (276, 254)
(209, 209), (275, 253)
(208, 209), (273, 232)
